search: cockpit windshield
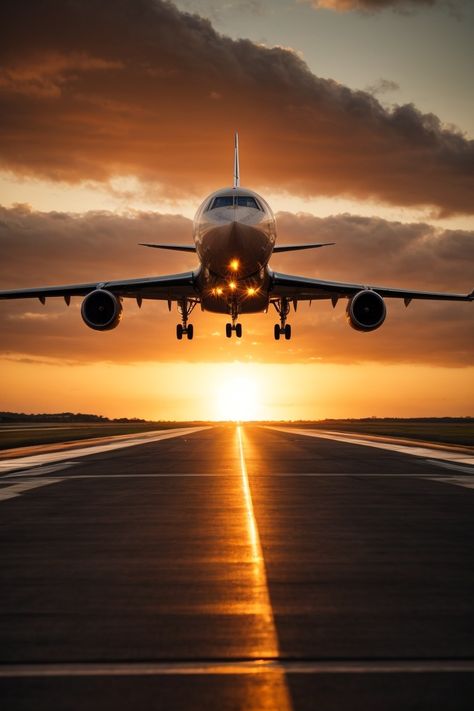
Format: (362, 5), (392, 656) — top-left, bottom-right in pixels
(210, 195), (261, 210)
(236, 196), (259, 209)
(211, 196), (234, 209)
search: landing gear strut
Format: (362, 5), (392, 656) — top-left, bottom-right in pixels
(226, 301), (242, 338)
(273, 298), (292, 340)
(176, 298), (197, 340)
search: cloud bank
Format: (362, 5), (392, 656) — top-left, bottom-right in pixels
(0, 0), (472, 214)
(0, 205), (472, 366)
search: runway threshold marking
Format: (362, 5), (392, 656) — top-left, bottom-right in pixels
(1, 659), (473, 678)
(0, 478), (60, 502)
(0, 427), (210, 475)
(236, 425), (293, 711)
(265, 426), (474, 467)
(0, 462), (80, 501)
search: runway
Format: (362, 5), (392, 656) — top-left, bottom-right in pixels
(1, 425), (473, 710)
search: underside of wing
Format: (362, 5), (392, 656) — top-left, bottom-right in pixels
(270, 272), (474, 303)
(0, 270), (199, 302)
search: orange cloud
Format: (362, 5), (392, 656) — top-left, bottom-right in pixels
(307, 0), (441, 12)
(0, 0), (472, 214)
(0, 205), (472, 366)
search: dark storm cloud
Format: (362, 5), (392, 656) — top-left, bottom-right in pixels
(0, 0), (472, 214)
(365, 78), (400, 96)
(0, 205), (472, 366)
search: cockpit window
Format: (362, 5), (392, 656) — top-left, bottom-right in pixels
(210, 195), (261, 210)
(211, 196), (234, 209)
(236, 196), (259, 209)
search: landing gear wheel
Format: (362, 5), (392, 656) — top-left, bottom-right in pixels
(274, 324), (280, 340)
(235, 323), (242, 338)
(187, 324), (194, 340)
(226, 323), (232, 338)
(284, 324), (291, 340)
(176, 324), (183, 340)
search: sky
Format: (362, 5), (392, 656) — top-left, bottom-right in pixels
(0, 0), (473, 420)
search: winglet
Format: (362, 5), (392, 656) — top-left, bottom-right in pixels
(233, 131), (240, 188)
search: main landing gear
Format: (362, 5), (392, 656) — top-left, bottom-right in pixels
(273, 298), (292, 340)
(176, 298), (197, 340)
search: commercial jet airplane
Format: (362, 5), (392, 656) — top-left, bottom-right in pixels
(1, 134), (472, 340)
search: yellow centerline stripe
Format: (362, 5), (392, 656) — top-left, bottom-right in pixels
(236, 424), (293, 710)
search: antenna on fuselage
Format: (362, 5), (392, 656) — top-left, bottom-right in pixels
(233, 131), (240, 188)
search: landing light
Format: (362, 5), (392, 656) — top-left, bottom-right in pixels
(216, 287), (224, 296)
(230, 259), (240, 271)
(247, 287), (256, 296)
(229, 281), (237, 291)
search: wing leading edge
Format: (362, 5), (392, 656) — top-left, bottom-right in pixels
(0, 271), (198, 303)
(270, 271), (474, 303)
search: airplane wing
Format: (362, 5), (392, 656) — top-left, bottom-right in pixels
(0, 270), (198, 303)
(270, 271), (474, 304)
(273, 242), (335, 253)
(139, 243), (197, 253)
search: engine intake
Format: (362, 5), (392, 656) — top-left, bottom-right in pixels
(81, 289), (122, 331)
(347, 290), (386, 332)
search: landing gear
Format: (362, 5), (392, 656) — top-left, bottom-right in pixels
(176, 298), (196, 340)
(226, 322), (242, 338)
(225, 299), (242, 338)
(273, 298), (292, 340)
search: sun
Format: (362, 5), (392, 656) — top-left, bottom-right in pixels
(213, 370), (262, 421)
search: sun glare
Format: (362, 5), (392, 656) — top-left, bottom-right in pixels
(214, 370), (261, 421)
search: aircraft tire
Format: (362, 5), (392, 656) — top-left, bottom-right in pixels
(284, 324), (292, 340)
(235, 323), (242, 338)
(274, 324), (280, 340)
(226, 323), (232, 338)
(177, 324), (183, 340)
(187, 324), (194, 340)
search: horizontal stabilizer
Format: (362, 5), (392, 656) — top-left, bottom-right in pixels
(139, 243), (197, 253)
(273, 242), (335, 253)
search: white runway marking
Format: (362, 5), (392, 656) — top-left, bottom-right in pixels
(426, 460), (474, 475)
(266, 426), (474, 467)
(2, 471), (471, 481)
(4, 462), (79, 478)
(430, 477), (474, 490)
(0, 659), (473, 678)
(0, 427), (210, 475)
(0, 478), (60, 501)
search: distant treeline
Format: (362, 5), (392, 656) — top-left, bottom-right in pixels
(0, 412), (149, 423)
(308, 417), (474, 424)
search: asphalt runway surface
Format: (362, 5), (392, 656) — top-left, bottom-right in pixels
(1, 425), (473, 710)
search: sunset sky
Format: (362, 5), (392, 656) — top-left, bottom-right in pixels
(0, 0), (473, 420)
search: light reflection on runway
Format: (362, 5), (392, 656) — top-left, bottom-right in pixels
(237, 425), (293, 711)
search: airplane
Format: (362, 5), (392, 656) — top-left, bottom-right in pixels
(0, 133), (472, 341)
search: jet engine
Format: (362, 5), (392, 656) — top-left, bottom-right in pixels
(81, 289), (123, 331)
(346, 290), (386, 332)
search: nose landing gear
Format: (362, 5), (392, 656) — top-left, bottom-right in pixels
(176, 298), (197, 340)
(226, 322), (242, 338)
(226, 300), (242, 338)
(273, 298), (292, 340)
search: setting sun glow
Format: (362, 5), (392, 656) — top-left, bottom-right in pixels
(214, 371), (261, 421)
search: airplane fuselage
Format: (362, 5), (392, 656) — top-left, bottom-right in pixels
(193, 187), (276, 314)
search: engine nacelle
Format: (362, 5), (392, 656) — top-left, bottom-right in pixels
(81, 289), (122, 331)
(346, 290), (386, 332)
